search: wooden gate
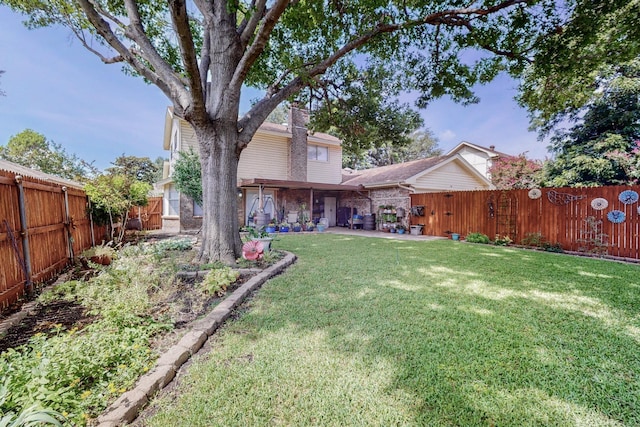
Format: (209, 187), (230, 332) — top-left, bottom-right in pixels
(128, 197), (163, 230)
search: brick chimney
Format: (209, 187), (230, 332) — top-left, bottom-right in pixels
(288, 103), (308, 182)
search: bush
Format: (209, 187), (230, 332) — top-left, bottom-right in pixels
(521, 232), (545, 248)
(201, 267), (240, 296)
(543, 242), (564, 253)
(465, 232), (490, 244)
(494, 235), (513, 246)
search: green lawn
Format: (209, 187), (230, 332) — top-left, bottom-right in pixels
(144, 234), (640, 426)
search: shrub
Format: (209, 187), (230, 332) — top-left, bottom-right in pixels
(494, 235), (513, 246)
(521, 232), (545, 248)
(465, 232), (490, 244)
(543, 242), (564, 253)
(201, 267), (240, 296)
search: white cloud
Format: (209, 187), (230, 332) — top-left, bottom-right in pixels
(439, 129), (456, 141)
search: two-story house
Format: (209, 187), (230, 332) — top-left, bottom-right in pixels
(158, 105), (502, 233)
(157, 106), (362, 232)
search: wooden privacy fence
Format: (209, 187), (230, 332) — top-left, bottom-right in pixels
(0, 170), (107, 311)
(126, 196), (162, 231)
(410, 185), (640, 260)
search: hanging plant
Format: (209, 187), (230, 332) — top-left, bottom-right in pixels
(607, 210), (626, 224)
(618, 190), (639, 205)
(590, 198), (609, 210)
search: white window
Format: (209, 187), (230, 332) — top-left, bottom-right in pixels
(166, 184), (180, 216)
(307, 144), (328, 162)
(193, 201), (203, 217)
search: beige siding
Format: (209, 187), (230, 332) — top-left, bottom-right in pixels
(238, 133), (289, 181)
(180, 121), (198, 152)
(307, 145), (342, 184)
(413, 161), (490, 192)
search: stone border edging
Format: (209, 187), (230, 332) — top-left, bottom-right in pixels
(96, 251), (297, 426)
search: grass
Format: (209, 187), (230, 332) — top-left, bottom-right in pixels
(143, 234), (640, 426)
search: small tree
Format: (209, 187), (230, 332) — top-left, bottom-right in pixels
(85, 174), (151, 243)
(488, 153), (543, 189)
(172, 148), (203, 206)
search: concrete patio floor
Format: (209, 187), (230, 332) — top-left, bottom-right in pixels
(322, 227), (446, 241)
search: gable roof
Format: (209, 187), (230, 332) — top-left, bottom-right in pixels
(341, 156), (447, 187)
(341, 154), (494, 190)
(0, 159), (84, 189)
(446, 141), (510, 158)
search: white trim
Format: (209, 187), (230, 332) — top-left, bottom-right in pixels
(403, 154), (494, 188)
(446, 141), (500, 158)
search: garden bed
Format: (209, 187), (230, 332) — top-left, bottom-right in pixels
(0, 235), (284, 425)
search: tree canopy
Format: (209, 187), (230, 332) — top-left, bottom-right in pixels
(106, 154), (160, 185)
(0, 129), (97, 180)
(488, 153), (543, 189)
(537, 59), (640, 187)
(343, 129), (442, 169)
(518, 0), (640, 134)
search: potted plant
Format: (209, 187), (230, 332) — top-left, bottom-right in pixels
(390, 226), (397, 233)
(265, 221), (277, 233)
(293, 222), (302, 232)
(305, 221), (315, 231)
(279, 221), (290, 232)
(246, 226), (273, 252)
(396, 224), (406, 234)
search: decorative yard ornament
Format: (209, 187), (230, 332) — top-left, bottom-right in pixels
(547, 190), (586, 205)
(618, 190), (639, 205)
(528, 188), (542, 199)
(590, 198), (609, 210)
(607, 210), (626, 224)
(242, 240), (264, 261)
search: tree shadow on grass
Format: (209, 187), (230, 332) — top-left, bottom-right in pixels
(262, 235), (640, 425)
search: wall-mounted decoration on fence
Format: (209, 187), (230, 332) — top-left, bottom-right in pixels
(487, 195), (495, 218)
(410, 205), (425, 217)
(547, 189), (586, 205)
(618, 190), (639, 205)
(591, 198), (609, 210)
(607, 210), (626, 224)
(528, 188), (542, 199)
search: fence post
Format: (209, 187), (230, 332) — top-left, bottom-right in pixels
(88, 197), (95, 247)
(15, 175), (33, 295)
(62, 186), (74, 259)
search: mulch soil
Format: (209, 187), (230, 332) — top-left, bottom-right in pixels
(0, 265), (249, 356)
(0, 300), (95, 354)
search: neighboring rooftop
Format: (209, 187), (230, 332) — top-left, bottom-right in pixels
(341, 156), (447, 187)
(447, 141), (511, 158)
(0, 159), (84, 189)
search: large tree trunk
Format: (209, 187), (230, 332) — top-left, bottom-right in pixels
(195, 120), (243, 264)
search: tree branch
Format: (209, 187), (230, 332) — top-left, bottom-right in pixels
(229, 0), (289, 94)
(76, 0), (176, 100)
(238, 0), (530, 148)
(168, 0), (206, 122)
(239, 0), (267, 48)
(121, 0), (191, 108)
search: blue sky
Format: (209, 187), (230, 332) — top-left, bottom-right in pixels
(0, 6), (550, 171)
